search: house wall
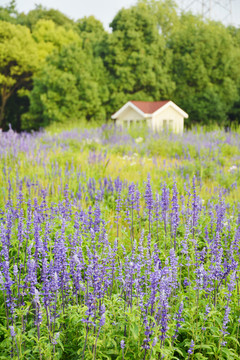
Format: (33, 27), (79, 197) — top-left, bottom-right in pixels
(116, 107), (145, 126)
(151, 106), (184, 133)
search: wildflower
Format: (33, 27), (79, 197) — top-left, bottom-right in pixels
(120, 340), (125, 349)
(152, 337), (158, 347)
(9, 326), (16, 337)
(13, 265), (18, 277)
(188, 339), (194, 355)
(172, 301), (184, 343)
(52, 332), (60, 345)
(204, 304), (211, 321)
(228, 165), (237, 173)
(170, 182), (179, 248)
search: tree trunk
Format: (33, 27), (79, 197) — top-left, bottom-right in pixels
(0, 88), (13, 128)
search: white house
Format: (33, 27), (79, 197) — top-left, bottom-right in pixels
(111, 100), (188, 133)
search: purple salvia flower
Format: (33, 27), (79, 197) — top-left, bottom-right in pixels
(159, 298), (169, 347)
(221, 271), (236, 341)
(203, 304), (211, 321)
(13, 265), (18, 278)
(145, 175), (153, 234)
(172, 301), (184, 343)
(170, 183), (179, 250)
(52, 332), (60, 345)
(169, 248), (178, 289)
(215, 193), (225, 233)
(188, 339), (194, 355)
(154, 193), (161, 243)
(9, 325), (16, 337)
(99, 314), (106, 327)
(152, 337), (158, 347)
(161, 183), (169, 238)
(221, 306), (231, 337)
(195, 264), (205, 291)
(120, 339), (125, 349)
(191, 176), (199, 238)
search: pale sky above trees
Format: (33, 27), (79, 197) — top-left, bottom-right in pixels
(12, 0), (240, 29)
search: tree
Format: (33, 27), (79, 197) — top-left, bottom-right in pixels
(227, 26), (240, 125)
(17, 5), (74, 30)
(32, 19), (80, 59)
(102, 2), (175, 115)
(0, 21), (39, 128)
(0, 17), (82, 130)
(76, 16), (108, 57)
(138, 0), (178, 37)
(0, 0), (18, 24)
(23, 43), (109, 129)
(168, 14), (240, 126)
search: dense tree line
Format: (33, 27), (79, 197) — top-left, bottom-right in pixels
(0, 0), (240, 130)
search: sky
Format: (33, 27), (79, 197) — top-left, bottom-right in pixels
(1, 0), (240, 29)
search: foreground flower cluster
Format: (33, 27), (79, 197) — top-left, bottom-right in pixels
(0, 172), (239, 359)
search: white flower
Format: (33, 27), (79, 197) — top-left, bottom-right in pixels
(73, 254), (80, 265)
(93, 137), (101, 144)
(229, 165), (237, 173)
(135, 137), (143, 143)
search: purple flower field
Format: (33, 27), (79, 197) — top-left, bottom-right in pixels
(0, 126), (240, 359)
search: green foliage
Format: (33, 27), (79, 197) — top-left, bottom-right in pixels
(169, 14), (240, 126)
(32, 19), (81, 57)
(23, 42), (109, 129)
(103, 2), (175, 114)
(17, 4), (74, 30)
(0, 20), (40, 128)
(0, 0), (18, 23)
(138, 0), (178, 36)
(76, 16), (108, 57)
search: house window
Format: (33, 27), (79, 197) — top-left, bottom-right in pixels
(163, 119), (167, 131)
(163, 119), (174, 131)
(129, 120), (134, 127)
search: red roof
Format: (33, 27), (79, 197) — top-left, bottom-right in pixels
(130, 101), (169, 114)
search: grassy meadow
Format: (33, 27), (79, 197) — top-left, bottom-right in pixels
(0, 124), (240, 359)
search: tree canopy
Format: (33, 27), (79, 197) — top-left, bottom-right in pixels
(23, 43), (109, 129)
(169, 14), (240, 125)
(0, 21), (39, 128)
(103, 2), (175, 113)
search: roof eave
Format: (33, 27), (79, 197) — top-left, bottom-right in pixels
(111, 101), (146, 119)
(152, 101), (188, 118)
